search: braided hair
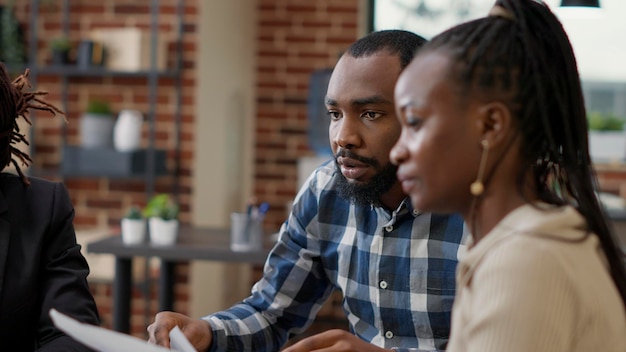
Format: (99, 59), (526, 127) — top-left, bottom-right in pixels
(0, 62), (64, 185)
(418, 0), (626, 305)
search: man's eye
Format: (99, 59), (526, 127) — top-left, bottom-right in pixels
(363, 111), (382, 120)
(327, 111), (342, 120)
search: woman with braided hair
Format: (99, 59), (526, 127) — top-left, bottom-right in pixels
(0, 62), (99, 351)
(390, 0), (626, 351)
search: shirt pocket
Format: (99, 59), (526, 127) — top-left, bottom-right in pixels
(410, 270), (456, 296)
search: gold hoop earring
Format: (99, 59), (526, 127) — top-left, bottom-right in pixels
(470, 140), (489, 196)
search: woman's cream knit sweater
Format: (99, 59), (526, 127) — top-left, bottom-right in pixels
(447, 204), (626, 352)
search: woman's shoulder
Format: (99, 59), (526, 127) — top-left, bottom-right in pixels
(473, 225), (608, 295)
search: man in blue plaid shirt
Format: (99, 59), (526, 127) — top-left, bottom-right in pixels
(148, 30), (466, 352)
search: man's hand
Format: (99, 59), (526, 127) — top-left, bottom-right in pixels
(282, 329), (392, 352)
(147, 311), (213, 351)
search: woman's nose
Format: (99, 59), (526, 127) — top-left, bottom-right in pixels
(389, 139), (407, 165)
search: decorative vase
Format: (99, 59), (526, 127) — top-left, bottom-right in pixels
(149, 217), (179, 246)
(589, 130), (626, 162)
(114, 109), (143, 152)
(51, 49), (70, 65)
(121, 218), (146, 245)
(80, 113), (115, 148)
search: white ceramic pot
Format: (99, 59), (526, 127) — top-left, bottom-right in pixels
(149, 217), (179, 246)
(589, 130), (626, 162)
(121, 218), (146, 245)
(113, 109), (143, 152)
(80, 113), (115, 148)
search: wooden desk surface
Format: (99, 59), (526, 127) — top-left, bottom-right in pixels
(87, 226), (269, 265)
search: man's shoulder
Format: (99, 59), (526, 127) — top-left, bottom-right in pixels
(301, 160), (340, 192)
(0, 173), (61, 195)
(0, 172), (59, 185)
(313, 159), (337, 178)
(291, 161), (352, 221)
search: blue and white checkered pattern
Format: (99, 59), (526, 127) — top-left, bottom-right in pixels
(205, 161), (466, 352)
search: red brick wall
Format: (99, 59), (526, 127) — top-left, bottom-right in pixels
(8, 0), (362, 340)
(10, 0), (196, 228)
(8, 0), (197, 338)
(249, 0), (363, 340)
(254, 0), (361, 230)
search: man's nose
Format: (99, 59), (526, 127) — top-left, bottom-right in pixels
(333, 116), (361, 149)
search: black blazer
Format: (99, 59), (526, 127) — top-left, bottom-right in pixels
(0, 173), (99, 351)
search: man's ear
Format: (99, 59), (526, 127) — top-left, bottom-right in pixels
(475, 102), (513, 148)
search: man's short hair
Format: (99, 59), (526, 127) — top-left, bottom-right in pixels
(346, 30), (427, 69)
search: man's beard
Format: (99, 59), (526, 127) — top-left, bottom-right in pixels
(334, 150), (398, 206)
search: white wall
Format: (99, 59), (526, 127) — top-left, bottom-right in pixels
(548, 0), (626, 82)
(193, 3), (257, 226)
(190, 0), (258, 318)
(374, 0), (626, 81)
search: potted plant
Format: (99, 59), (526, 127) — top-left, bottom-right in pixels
(0, 0), (26, 65)
(120, 206), (146, 245)
(80, 99), (116, 149)
(588, 112), (626, 162)
(50, 36), (72, 65)
(143, 194), (179, 246)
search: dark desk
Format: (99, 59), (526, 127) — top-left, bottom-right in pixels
(89, 214), (626, 334)
(87, 226), (270, 333)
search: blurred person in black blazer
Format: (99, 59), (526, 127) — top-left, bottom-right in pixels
(0, 62), (99, 351)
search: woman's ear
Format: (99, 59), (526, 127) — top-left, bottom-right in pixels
(475, 102), (513, 147)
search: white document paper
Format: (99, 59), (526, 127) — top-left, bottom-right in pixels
(49, 308), (195, 352)
(169, 325), (196, 352)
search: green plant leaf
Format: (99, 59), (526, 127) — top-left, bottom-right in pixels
(0, 1), (26, 65)
(124, 206), (144, 219)
(588, 112), (625, 131)
(143, 194), (179, 220)
(50, 36), (72, 51)
(85, 100), (113, 115)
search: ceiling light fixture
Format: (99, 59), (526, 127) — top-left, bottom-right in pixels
(560, 0), (600, 7)
(556, 0), (603, 19)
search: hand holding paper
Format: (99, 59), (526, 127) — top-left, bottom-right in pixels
(49, 309), (195, 352)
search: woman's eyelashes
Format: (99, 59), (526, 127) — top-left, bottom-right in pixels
(405, 114), (423, 128)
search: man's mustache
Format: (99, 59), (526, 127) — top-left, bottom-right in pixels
(335, 149), (379, 168)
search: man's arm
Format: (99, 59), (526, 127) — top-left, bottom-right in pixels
(283, 329), (392, 352)
(148, 311), (213, 351)
(150, 168), (336, 351)
(204, 200), (335, 350)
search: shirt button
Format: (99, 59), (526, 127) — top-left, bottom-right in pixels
(385, 331), (394, 339)
(379, 280), (388, 289)
(385, 225), (393, 232)
(412, 209), (419, 216)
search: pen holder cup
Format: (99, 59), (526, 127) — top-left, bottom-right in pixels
(230, 212), (263, 252)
